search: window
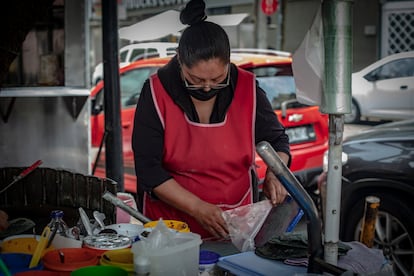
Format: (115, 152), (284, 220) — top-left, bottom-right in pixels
(247, 65), (297, 110)
(120, 67), (157, 107)
(366, 57), (414, 81)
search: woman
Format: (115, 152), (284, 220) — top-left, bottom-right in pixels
(132, 0), (291, 239)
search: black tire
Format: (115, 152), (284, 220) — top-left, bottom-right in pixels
(344, 99), (360, 124)
(341, 193), (414, 276)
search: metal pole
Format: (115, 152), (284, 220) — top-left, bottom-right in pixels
(321, 0), (353, 265)
(324, 114), (345, 265)
(102, 0), (124, 191)
(256, 0), (267, 48)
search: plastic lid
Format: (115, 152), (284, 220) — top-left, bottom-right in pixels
(83, 233), (131, 250)
(50, 210), (64, 218)
(199, 250), (220, 265)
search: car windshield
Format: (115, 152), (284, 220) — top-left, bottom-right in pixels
(248, 65), (297, 110)
(120, 67), (157, 107)
(93, 67), (157, 112)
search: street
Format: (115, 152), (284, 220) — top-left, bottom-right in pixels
(344, 120), (386, 139)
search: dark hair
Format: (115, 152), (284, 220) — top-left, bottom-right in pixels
(178, 0), (230, 68)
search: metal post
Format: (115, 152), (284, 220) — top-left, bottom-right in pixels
(321, 0), (353, 265)
(324, 114), (345, 265)
(102, 0), (124, 191)
(256, 0), (268, 48)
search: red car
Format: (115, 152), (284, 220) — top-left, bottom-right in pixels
(90, 51), (329, 194)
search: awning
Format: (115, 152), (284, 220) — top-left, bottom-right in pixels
(119, 10), (184, 42)
(119, 9), (248, 43)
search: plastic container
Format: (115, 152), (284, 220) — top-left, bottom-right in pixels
(199, 250), (220, 275)
(116, 192), (141, 224)
(100, 248), (134, 274)
(71, 265), (128, 276)
(0, 253), (43, 275)
(132, 232), (201, 276)
(134, 254), (150, 276)
(42, 248), (99, 272)
(1, 234), (54, 255)
(14, 271), (66, 276)
(143, 220), (190, 232)
(104, 223), (143, 240)
(51, 235), (82, 249)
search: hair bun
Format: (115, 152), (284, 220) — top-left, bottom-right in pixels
(180, 0), (207, 25)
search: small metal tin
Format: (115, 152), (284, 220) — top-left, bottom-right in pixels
(82, 233), (131, 250)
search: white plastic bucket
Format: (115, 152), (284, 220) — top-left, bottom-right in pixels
(132, 232), (201, 276)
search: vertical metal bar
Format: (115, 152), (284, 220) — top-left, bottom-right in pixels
(360, 196), (380, 248)
(321, 0), (353, 266)
(102, 0), (124, 191)
(324, 115), (344, 265)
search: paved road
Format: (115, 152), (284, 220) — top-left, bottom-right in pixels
(344, 120), (387, 139)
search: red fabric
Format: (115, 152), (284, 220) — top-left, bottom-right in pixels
(144, 68), (257, 239)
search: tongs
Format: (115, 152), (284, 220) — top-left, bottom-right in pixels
(102, 191), (151, 224)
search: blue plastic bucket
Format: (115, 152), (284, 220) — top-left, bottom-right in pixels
(0, 253), (43, 276)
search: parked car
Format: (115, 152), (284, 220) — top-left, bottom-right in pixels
(91, 42), (178, 85)
(345, 51), (414, 123)
(300, 119), (414, 276)
(90, 50), (329, 194)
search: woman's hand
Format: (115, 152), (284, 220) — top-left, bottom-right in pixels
(153, 179), (228, 238)
(0, 210), (9, 231)
(262, 151), (290, 205)
(263, 169), (288, 205)
(192, 201), (229, 238)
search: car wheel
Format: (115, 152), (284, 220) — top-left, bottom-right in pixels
(344, 99), (360, 124)
(342, 194), (414, 276)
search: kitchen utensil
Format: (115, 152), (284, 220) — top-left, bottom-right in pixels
(0, 160), (42, 194)
(29, 226), (51, 268)
(93, 211), (106, 230)
(78, 208), (93, 236)
(102, 191), (151, 224)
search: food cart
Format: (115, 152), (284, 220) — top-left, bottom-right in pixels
(0, 1), (390, 275)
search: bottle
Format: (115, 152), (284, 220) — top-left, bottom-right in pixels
(47, 210), (69, 237)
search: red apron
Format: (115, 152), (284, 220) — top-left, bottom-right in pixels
(144, 68), (257, 239)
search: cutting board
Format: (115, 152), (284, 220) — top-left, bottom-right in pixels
(216, 251), (307, 276)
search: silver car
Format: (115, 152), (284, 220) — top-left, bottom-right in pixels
(345, 51), (414, 123)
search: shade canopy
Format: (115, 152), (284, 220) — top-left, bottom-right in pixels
(119, 10), (248, 42)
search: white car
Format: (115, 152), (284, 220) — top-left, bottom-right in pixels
(345, 51), (414, 123)
(91, 42), (178, 85)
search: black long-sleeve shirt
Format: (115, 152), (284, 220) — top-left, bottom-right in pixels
(132, 56), (290, 192)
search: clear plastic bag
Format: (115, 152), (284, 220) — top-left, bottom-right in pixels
(222, 200), (272, 252)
